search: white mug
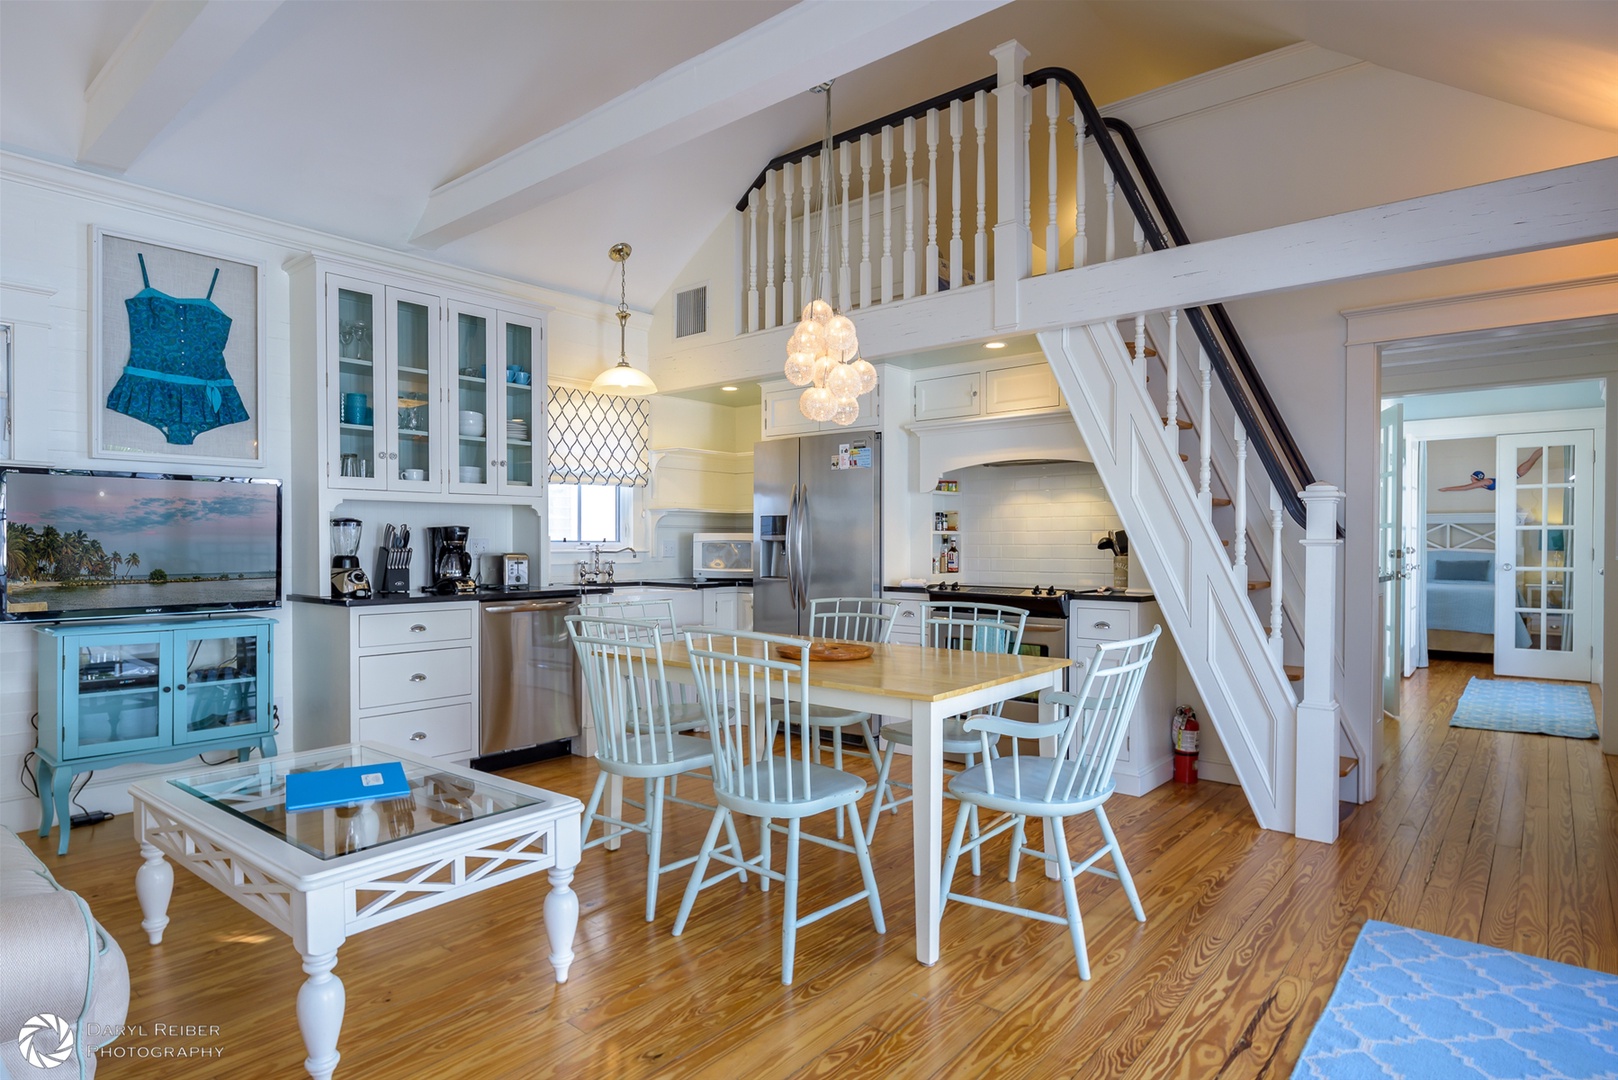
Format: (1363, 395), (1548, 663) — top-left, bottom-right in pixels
(402, 468), (426, 481)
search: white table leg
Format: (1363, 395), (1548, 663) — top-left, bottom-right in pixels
(136, 838), (173, 946)
(1040, 684), (1062, 880)
(545, 865), (579, 982)
(605, 773), (624, 851)
(911, 702), (944, 965)
(296, 950), (345, 1080)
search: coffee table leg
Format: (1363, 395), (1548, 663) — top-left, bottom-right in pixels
(545, 865), (579, 982)
(136, 839), (173, 945)
(297, 950), (345, 1080)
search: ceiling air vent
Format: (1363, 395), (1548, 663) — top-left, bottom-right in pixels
(675, 286), (707, 339)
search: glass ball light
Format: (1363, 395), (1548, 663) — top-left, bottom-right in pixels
(825, 360), (862, 400)
(799, 385), (837, 422)
(793, 318), (826, 352)
(784, 349), (816, 387)
(824, 314), (858, 362)
(852, 357), (878, 395)
(804, 298), (834, 323)
(812, 353), (838, 388)
(829, 396), (861, 426)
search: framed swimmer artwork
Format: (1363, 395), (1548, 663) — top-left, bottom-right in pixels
(91, 229), (266, 465)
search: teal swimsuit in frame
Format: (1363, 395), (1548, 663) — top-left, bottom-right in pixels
(105, 253), (249, 445)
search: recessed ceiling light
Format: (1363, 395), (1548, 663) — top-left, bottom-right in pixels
(721, 386), (738, 392)
(985, 341), (1006, 349)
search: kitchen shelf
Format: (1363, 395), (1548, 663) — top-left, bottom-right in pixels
(459, 374), (487, 384)
(339, 422), (374, 432)
(339, 357), (373, 369)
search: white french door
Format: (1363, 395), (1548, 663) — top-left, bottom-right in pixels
(1379, 404), (1406, 718)
(1493, 430), (1594, 681)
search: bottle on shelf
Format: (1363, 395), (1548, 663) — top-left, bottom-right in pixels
(945, 540), (959, 574)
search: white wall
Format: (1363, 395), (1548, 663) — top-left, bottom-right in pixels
(0, 155), (623, 831)
(938, 461), (1123, 587)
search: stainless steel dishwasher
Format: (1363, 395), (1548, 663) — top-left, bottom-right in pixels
(478, 597), (581, 765)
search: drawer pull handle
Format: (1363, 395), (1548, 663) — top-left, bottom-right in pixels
(409, 624), (428, 633)
(1093, 621), (1111, 630)
(900, 610), (916, 618)
(409, 673), (427, 682)
(409, 731), (428, 742)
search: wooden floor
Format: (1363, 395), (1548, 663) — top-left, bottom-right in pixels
(26, 657), (1617, 1079)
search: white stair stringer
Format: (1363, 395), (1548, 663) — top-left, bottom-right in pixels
(1039, 323), (1298, 834)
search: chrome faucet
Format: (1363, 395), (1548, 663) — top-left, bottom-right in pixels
(577, 544), (637, 585)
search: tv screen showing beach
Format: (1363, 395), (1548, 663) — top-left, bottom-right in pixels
(3, 471), (280, 619)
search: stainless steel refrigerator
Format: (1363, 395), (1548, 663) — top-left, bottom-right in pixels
(753, 431), (882, 635)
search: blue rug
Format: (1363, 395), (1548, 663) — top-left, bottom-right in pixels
(1448, 677), (1598, 739)
(1295, 921), (1618, 1079)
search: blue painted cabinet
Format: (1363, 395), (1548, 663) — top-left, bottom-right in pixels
(36, 616), (277, 853)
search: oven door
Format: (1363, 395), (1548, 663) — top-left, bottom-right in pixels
(1000, 616), (1069, 724)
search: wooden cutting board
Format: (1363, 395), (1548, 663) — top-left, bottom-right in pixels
(774, 641), (874, 662)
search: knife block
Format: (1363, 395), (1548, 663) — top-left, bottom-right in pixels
(374, 548), (412, 596)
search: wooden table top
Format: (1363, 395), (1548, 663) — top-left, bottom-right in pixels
(662, 638), (1069, 704)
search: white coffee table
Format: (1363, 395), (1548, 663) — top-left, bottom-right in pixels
(129, 743), (583, 1080)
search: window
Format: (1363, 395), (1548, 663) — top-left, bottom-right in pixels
(548, 483), (626, 544)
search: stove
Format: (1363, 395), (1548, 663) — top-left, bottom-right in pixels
(924, 582), (1070, 618)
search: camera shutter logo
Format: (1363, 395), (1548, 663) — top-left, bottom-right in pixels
(17, 1013), (75, 1069)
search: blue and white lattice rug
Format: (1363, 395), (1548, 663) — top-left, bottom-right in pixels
(1295, 921), (1618, 1079)
(1448, 677), (1598, 739)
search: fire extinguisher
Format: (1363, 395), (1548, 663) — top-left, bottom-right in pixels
(1172, 705), (1200, 784)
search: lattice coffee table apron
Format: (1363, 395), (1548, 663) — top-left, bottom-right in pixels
(129, 743), (583, 1080)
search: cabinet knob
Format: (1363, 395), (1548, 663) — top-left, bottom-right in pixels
(409, 731), (428, 742)
(409, 673), (427, 682)
(409, 624), (427, 633)
(1093, 621), (1111, 630)
(175, 683), (186, 691)
(162, 685), (172, 693)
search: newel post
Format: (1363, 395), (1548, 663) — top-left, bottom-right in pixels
(991, 39), (1029, 331)
(1296, 483), (1344, 844)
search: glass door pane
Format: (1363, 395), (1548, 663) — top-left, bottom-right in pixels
(333, 285), (382, 489)
(71, 638), (167, 754)
(500, 316), (536, 490)
(451, 305), (494, 492)
(176, 631), (264, 742)
(392, 296), (435, 489)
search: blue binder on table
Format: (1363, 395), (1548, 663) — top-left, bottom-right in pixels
(285, 761), (410, 813)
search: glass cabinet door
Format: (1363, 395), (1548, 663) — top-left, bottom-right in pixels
(388, 287), (440, 491)
(450, 301), (497, 494)
(497, 312), (541, 492)
(173, 627), (270, 744)
(67, 636), (170, 757)
(330, 279), (385, 491)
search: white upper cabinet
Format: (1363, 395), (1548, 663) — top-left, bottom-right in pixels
(983, 362), (1062, 415)
(912, 372), (981, 421)
(446, 303), (542, 495)
(911, 360), (1062, 424)
(761, 381), (881, 439)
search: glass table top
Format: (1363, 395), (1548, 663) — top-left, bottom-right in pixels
(167, 745), (545, 861)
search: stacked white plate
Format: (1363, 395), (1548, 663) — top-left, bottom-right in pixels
(458, 466), (482, 483)
(506, 419), (529, 444)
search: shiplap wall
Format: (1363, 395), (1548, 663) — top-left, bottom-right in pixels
(944, 461), (1124, 587)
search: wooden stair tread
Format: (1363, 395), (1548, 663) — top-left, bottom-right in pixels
(1248, 580), (1271, 591)
(1162, 417), (1194, 430)
(1212, 497), (1232, 507)
(1283, 664), (1302, 681)
(1339, 756), (1358, 777)
(1124, 342), (1158, 359)
(1179, 453), (1189, 462)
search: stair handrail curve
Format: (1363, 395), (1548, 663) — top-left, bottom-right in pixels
(735, 66), (1323, 530)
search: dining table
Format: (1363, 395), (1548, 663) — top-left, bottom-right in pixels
(643, 636), (1071, 966)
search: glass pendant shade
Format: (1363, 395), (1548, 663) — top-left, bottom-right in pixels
(829, 396), (860, 426)
(799, 386), (837, 422)
(590, 360), (657, 396)
(812, 354), (837, 388)
(784, 350), (816, 387)
(803, 298), (833, 323)
(825, 360), (861, 400)
(825, 314), (858, 361)
(852, 357), (878, 394)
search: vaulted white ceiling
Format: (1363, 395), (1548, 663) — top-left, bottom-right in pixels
(3, 0), (1615, 311)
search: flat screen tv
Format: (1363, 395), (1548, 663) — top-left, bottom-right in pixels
(1, 468), (282, 622)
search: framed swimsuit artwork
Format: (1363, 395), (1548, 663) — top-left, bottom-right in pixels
(92, 229), (266, 465)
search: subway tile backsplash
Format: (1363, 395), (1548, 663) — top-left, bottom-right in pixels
(948, 462), (1123, 587)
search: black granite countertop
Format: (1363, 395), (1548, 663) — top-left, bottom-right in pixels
(881, 584), (1155, 602)
(289, 586), (610, 608)
(605, 577), (753, 589)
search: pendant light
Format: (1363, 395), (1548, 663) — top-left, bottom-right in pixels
(590, 242), (657, 396)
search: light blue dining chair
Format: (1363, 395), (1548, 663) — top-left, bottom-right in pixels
(802, 596), (897, 837)
(567, 614), (743, 922)
(939, 626), (1162, 979)
(673, 628), (886, 985)
(866, 602), (1028, 874)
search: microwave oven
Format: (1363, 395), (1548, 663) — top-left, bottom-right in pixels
(693, 533), (754, 580)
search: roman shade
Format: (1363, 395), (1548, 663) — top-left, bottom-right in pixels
(547, 386), (651, 486)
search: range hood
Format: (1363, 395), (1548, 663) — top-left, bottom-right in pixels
(907, 413), (1089, 492)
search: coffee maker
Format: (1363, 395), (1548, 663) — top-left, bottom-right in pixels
(330, 517), (372, 599)
(428, 526), (477, 595)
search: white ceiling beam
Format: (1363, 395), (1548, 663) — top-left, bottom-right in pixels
(410, 0), (1011, 249)
(80, 0), (283, 172)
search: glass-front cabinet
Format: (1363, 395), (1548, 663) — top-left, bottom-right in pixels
(448, 301), (543, 495)
(34, 617), (278, 853)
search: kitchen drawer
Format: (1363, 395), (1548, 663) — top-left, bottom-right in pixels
(358, 646), (474, 709)
(358, 702), (474, 759)
(1068, 606), (1135, 642)
(357, 606), (475, 649)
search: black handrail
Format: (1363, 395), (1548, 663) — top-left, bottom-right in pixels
(734, 66), (1320, 526)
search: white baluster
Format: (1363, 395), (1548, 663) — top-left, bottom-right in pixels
(925, 109), (939, 295)
(974, 90), (987, 284)
(1197, 345), (1213, 516)
(859, 133), (872, 310)
(1269, 484), (1285, 661)
(746, 187), (759, 333)
(1021, 85), (1033, 233)
(839, 141), (852, 310)
(1073, 102), (1086, 268)
(1164, 309), (1180, 449)
(800, 157), (813, 309)
(1104, 164), (1117, 262)
(764, 171), (778, 328)
(1233, 417), (1249, 577)
(1132, 313), (1147, 391)
(817, 152), (832, 303)
(1046, 78), (1059, 274)
(881, 126), (894, 304)
(949, 99), (963, 290)
(903, 116), (916, 299)
(782, 165), (796, 319)
(1134, 218), (1145, 257)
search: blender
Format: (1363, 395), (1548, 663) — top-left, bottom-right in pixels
(330, 517), (372, 599)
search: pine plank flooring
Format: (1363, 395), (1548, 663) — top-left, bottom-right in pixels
(22, 657), (1615, 1078)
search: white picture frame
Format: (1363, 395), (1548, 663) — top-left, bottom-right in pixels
(92, 228), (266, 466)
